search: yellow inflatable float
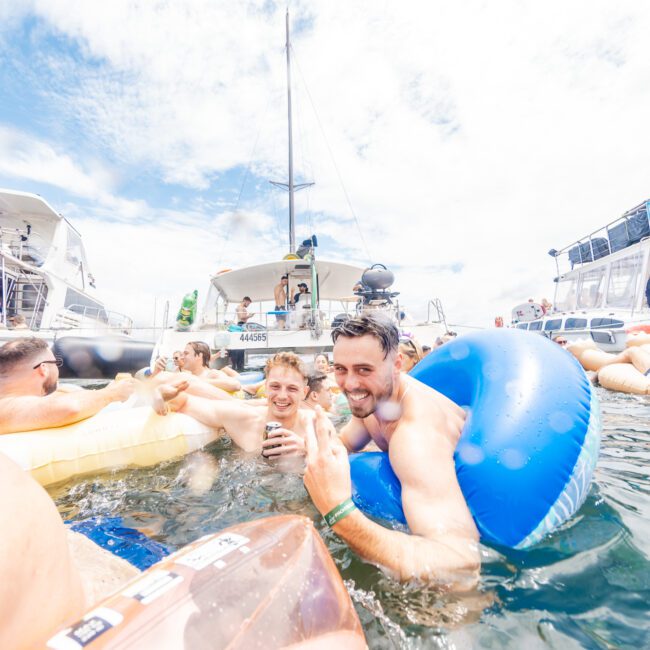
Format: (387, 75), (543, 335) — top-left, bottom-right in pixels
(0, 407), (219, 487)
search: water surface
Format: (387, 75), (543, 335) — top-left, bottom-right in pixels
(49, 386), (650, 649)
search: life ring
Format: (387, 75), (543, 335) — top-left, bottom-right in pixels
(349, 329), (601, 549)
(0, 406), (219, 487)
(215, 268), (232, 275)
(283, 253), (299, 260)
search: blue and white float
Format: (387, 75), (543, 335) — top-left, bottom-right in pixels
(349, 329), (601, 549)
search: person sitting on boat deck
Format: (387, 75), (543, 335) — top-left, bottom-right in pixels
(236, 296), (254, 326)
(8, 314), (29, 329)
(159, 351), (315, 457)
(0, 337), (136, 435)
(302, 313), (480, 589)
(303, 373), (334, 413)
(273, 275), (289, 329)
(293, 283), (310, 306)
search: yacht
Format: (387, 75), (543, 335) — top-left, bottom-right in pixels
(511, 198), (650, 351)
(152, 12), (448, 367)
(1, 189), (153, 374)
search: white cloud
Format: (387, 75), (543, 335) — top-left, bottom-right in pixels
(1, 0), (650, 331)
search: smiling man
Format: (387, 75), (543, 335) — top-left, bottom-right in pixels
(162, 351), (314, 455)
(303, 314), (480, 590)
(0, 338), (135, 435)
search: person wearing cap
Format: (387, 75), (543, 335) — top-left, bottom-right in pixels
(273, 275), (289, 329)
(293, 283), (310, 306)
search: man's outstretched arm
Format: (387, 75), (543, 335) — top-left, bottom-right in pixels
(304, 409), (480, 589)
(0, 381), (135, 435)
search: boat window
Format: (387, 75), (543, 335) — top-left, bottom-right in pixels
(606, 253), (642, 308)
(65, 227), (84, 267)
(64, 288), (108, 322)
(544, 319), (562, 331)
(529, 321), (543, 331)
(554, 278), (577, 312)
(590, 317), (624, 329)
(577, 268), (605, 309)
(565, 318), (587, 330)
(517, 323), (529, 330)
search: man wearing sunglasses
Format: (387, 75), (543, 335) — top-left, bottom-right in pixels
(303, 314), (480, 590)
(0, 338), (135, 435)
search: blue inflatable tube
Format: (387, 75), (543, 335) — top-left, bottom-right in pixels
(349, 329), (601, 549)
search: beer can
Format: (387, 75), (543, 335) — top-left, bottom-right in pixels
(263, 421), (282, 452)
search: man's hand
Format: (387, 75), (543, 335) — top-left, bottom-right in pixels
(106, 378), (137, 402)
(303, 406), (352, 514)
(152, 356), (168, 376)
(262, 427), (305, 457)
(152, 378), (190, 415)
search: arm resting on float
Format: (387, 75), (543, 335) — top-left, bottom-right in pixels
(0, 383), (133, 435)
(343, 424), (479, 587)
(205, 371), (241, 393)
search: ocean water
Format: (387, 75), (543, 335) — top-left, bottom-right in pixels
(49, 386), (650, 649)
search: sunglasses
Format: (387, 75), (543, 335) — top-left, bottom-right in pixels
(556, 340), (568, 346)
(33, 356), (63, 369)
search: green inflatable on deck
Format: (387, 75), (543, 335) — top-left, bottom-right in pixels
(176, 289), (198, 330)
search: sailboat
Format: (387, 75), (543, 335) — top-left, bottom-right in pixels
(152, 11), (447, 367)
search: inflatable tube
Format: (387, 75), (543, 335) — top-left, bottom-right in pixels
(238, 370), (264, 385)
(0, 407), (219, 487)
(54, 336), (155, 379)
(46, 515), (366, 650)
(350, 329), (601, 549)
(597, 363), (650, 395)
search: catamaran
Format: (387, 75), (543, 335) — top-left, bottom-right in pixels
(152, 12), (448, 368)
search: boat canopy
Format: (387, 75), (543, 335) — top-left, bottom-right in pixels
(209, 259), (365, 304)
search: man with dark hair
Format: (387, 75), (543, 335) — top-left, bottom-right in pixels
(303, 314), (480, 590)
(303, 373), (333, 412)
(236, 296), (254, 326)
(273, 275), (289, 329)
(159, 351), (314, 456)
(181, 341), (241, 393)
(0, 338), (135, 435)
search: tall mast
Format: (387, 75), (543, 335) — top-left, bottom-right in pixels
(285, 9), (296, 254)
(270, 10), (313, 254)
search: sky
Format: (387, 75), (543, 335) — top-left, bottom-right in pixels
(1, 0), (650, 334)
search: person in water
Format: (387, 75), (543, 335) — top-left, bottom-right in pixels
(302, 314), (480, 589)
(161, 351), (314, 456)
(0, 338), (136, 435)
(180, 341), (241, 393)
(303, 373), (334, 413)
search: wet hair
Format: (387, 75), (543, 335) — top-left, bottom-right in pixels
(264, 351), (307, 382)
(0, 337), (49, 375)
(331, 313), (399, 358)
(306, 372), (328, 397)
(242, 296), (251, 302)
(188, 341), (211, 367)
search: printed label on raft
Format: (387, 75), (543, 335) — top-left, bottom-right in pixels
(176, 533), (250, 571)
(47, 608), (123, 649)
(122, 569), (184, 605)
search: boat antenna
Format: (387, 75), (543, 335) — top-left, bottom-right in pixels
(270, 9), (313, 253)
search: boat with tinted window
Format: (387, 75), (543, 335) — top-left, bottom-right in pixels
(511, 198), (650, 351)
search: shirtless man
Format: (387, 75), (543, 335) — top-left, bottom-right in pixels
(236, 296), (254, 325)
(303, 314), (480, 589)
(273, 275), (289, 329)
(163, 351), (312, 456)
(0, 338), (135, 435)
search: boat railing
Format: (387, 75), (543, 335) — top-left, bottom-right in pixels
(426, 298), (448, 328)
(52, 304), (133, 334)
(0, 226), (51, 268)
(549, 199), (650, 273)
(207, 302), (402, 334)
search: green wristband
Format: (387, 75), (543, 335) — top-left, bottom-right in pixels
(324, 498), (357, 527)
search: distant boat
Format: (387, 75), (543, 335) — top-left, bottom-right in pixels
(511, 198), (650, 351)
(0, 188), (153, 375)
